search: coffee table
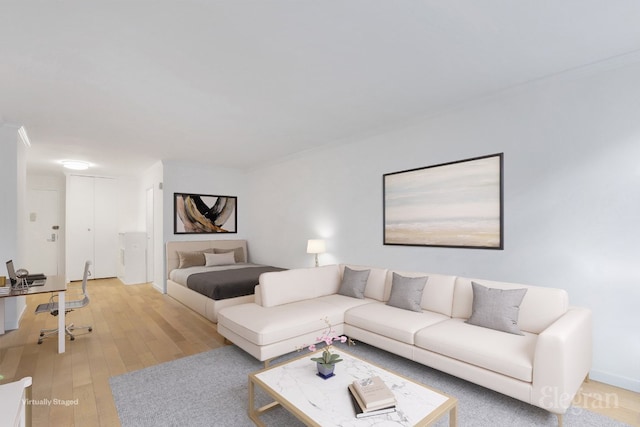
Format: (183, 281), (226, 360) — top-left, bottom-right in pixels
(248, 348), (457, 426)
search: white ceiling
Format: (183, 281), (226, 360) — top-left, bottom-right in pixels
(2, 1), (640, 176)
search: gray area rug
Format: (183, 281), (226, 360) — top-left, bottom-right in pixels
(110, 343), (629, 427)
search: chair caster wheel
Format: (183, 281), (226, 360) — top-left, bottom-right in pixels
(70, 336), (75, 341)
(88, 328), (92, 332)
(37, 340), (43, 344)
(40, 332), (44, 337)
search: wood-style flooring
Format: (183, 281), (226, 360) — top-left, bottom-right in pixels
(0, 278), (225, 426)
(1, 278), (638, 426)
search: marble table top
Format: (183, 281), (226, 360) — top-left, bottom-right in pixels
(251, 348), (455, 426)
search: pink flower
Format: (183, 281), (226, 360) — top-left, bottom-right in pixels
(298, 317), (354, 363)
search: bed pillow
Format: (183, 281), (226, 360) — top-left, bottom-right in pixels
(177, 250), (206, 268)
(337, 267), (370, 299)
(213, 247), (245, 263)
(386, 273), (427, 312)
(465, 282), (528, 335)
(205, 252), (236, 267)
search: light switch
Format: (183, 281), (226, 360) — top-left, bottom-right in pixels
(30, 212), (37, 222)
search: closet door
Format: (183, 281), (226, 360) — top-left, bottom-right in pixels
(66, 175), (119, 281)
(93, 177), (118, 278)
(66, 176), (95, 281)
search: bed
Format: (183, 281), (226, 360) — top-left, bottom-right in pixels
(166, 240), (284, 323)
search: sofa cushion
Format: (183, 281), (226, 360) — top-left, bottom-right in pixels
(340, 265), (388, 301)
(337, 267), (370, 299)
(420, 274), (456, 316)
(259, 265), (340, 307)
(452, 277), (568, 334)
(414, 318), (537, 382)
(386, 273), (427, 312)
(218, 300), (346, 346)
(314, 294), (376, 312)
(345, 302), (449, 345)
(466, 282), (527, 335)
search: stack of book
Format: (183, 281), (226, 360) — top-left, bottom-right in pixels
(347, 375), (397, 418)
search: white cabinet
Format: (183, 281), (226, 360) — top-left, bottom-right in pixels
(118, 232), (147, 285)
(66, 175), (118, 281)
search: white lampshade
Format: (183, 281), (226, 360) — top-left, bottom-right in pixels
(306, 239), (326, 254)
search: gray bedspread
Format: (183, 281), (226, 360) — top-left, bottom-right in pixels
(186, 266), (286, 300)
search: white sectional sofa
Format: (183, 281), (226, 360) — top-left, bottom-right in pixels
(217, 264), (591, 418)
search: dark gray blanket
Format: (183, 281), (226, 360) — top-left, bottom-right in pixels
(186, 266), (286, 300)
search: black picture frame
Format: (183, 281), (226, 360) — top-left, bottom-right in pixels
(383, 153), (503, 249)
(174, 193), (237, 234)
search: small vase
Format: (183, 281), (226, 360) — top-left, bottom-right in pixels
(316, 362), (335, 379)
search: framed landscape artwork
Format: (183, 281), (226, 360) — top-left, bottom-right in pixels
(383, 153), (503, 249)
(174, 193), (237, 234)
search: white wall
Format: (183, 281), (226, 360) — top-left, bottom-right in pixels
(117, 175), (145, 233)
(140, 161), (164, 291)
(0, 125), (27, 329)
(246, 58), (640, 391)
(160, 160), (249, 292)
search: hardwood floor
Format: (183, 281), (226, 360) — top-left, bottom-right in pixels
(1, 278), (638, 426)
(0, 278), (225, 426)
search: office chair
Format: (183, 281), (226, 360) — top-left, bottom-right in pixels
(35, 260), (93, 344)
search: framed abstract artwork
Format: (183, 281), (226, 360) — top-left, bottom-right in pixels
(383, 153), (503, 249)
(174, 193), (237, 234)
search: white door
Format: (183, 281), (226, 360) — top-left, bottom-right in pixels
(66, 176), (95, 281)
(26, 189), (59, 275)
(66, 175), (119, 281)
(146, 187), (154, 283)
(93, 177), (118, 278)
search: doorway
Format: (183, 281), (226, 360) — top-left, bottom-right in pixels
(25, 189), (60, 275)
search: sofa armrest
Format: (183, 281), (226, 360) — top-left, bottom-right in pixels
(531, 307), (592, 414)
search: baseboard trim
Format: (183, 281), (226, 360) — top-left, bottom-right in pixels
(152, 281), (165, 294)
(590, 369), (640, 393)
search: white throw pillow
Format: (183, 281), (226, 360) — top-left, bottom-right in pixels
(204, 252), (236, 267)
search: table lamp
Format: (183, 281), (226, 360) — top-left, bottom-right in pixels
(306, 239), (326, 267)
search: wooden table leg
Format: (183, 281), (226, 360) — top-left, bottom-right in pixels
(449, 404), (457, 427)
(248, 376), (282, 426)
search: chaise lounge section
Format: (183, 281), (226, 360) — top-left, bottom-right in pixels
(217, 264), (591, 420)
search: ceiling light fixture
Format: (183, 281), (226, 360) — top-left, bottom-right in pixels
(61, 160), (90, 170)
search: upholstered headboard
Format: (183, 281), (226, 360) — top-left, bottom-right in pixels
(166, 240), (249, 278)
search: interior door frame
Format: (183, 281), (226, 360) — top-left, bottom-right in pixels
(26, 177), (65, 278)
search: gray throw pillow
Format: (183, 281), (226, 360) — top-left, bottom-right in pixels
(466, 282), (528, 335)
(337, 267), (370, 299)
(386, 273), (427, 312)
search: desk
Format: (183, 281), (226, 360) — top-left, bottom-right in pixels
(0, 276), (67, 353)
